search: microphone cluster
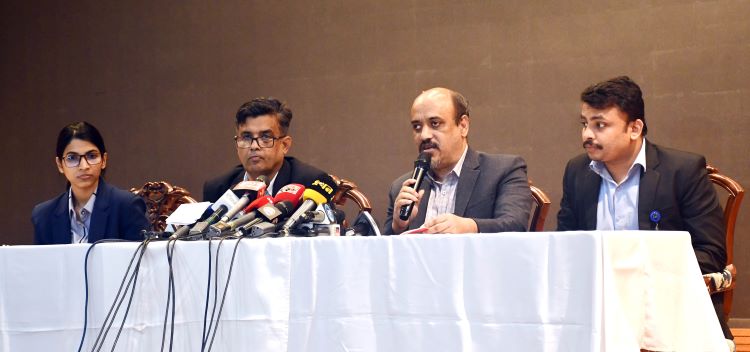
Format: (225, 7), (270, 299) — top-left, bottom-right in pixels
(158, 173), (382, 240)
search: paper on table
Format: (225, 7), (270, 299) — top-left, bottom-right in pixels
(402, 226), (428, 234)
(165, 202), (212, 225)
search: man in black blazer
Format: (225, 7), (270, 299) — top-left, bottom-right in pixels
(203, 98), (328, 202)
(557, 76), (731, 342)
(384, 87), (531, 235)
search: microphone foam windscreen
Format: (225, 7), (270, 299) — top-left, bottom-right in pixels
(244, 195), (273, 213)
(416, 152), (431, 169)
(307, 174), (339, 203)
(273, 183), (306, 208)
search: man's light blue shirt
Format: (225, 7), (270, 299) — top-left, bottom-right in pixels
(425, 146), (468, 223)
(590, 139), (646, 231)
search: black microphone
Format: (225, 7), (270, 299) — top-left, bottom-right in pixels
(170, 205), (228, 239)
(399, 152), (431, 221)
(186, 205), (229, 238)
(167, 206), (219, 240)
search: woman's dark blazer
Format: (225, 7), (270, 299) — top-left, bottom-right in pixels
(32, 180), (149, 244)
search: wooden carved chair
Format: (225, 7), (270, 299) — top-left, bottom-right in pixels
(529, 181), (551, 232)
(329, 174), (373, 229)
(330, 174), (372, 212)
(703, 165), (745, 317)
(130, 181), (198, 232)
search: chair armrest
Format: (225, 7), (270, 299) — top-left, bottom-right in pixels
(704, 264), (736, 295)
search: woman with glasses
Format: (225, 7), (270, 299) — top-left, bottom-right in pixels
(31, 121), (149, 244)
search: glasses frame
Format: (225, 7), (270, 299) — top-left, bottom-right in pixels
(234, 134), (286, 149)
(61, 152), (103, 168)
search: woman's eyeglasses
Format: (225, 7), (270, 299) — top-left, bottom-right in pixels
(62, 152), (102, 168)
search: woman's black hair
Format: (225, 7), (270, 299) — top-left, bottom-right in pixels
(56, 121), (107, 176)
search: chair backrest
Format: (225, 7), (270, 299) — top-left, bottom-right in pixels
(706, 164), (744, 316)
(131, 181), (198, 232)
(707, 165), (745, 265)
(529, 182), (551, 232)
(330, 174), (372, 212)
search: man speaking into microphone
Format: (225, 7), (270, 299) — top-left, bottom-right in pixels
(384, 87), (531, 235)
(203, 97), (331, 202)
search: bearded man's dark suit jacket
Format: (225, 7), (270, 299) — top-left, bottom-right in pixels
(557, 140), (730, 338)
(384, 148), (531, 235)
(32, 180), (149, 245)
(202, 156), (327, 202)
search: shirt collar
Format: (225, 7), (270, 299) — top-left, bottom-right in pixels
(68, 186), (98, 219)
(428, 145), (468, 184)
(589, 138), (647, 179)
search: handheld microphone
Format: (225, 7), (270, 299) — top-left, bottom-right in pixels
(278, 175), (339, 237)
(399, 152), (431, 221)
(209, 196), (273, 236)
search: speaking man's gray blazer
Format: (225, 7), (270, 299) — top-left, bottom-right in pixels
(384, 148), (531, 235)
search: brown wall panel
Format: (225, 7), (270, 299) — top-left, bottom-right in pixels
(2, 0), (749, 319)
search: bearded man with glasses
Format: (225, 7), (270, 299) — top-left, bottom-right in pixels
(203, 97), (330, 202)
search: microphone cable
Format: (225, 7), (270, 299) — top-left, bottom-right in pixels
(201, 235), (228, 351)
(91, 238), (151, 352)
(206, 235), (245, 352)
(77, 239), (130, 352)
(160, 238), (178, 352)
(102, 238), (151, 352)
(200, 236), (213, 351)
(88, 239), (146, 351)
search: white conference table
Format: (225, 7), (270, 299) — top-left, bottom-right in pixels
(0, 231), (728, 351)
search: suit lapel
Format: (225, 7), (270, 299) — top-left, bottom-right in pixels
(638, 141), (661, 230)
(52, 192), (72, 244)
(272, 159), (292, 196)
(580, 167), (601, 230)
(454, 149), (480, 216)
(89, 181), (110, 242)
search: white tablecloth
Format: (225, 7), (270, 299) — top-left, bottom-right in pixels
(0, 231), (728, 351)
